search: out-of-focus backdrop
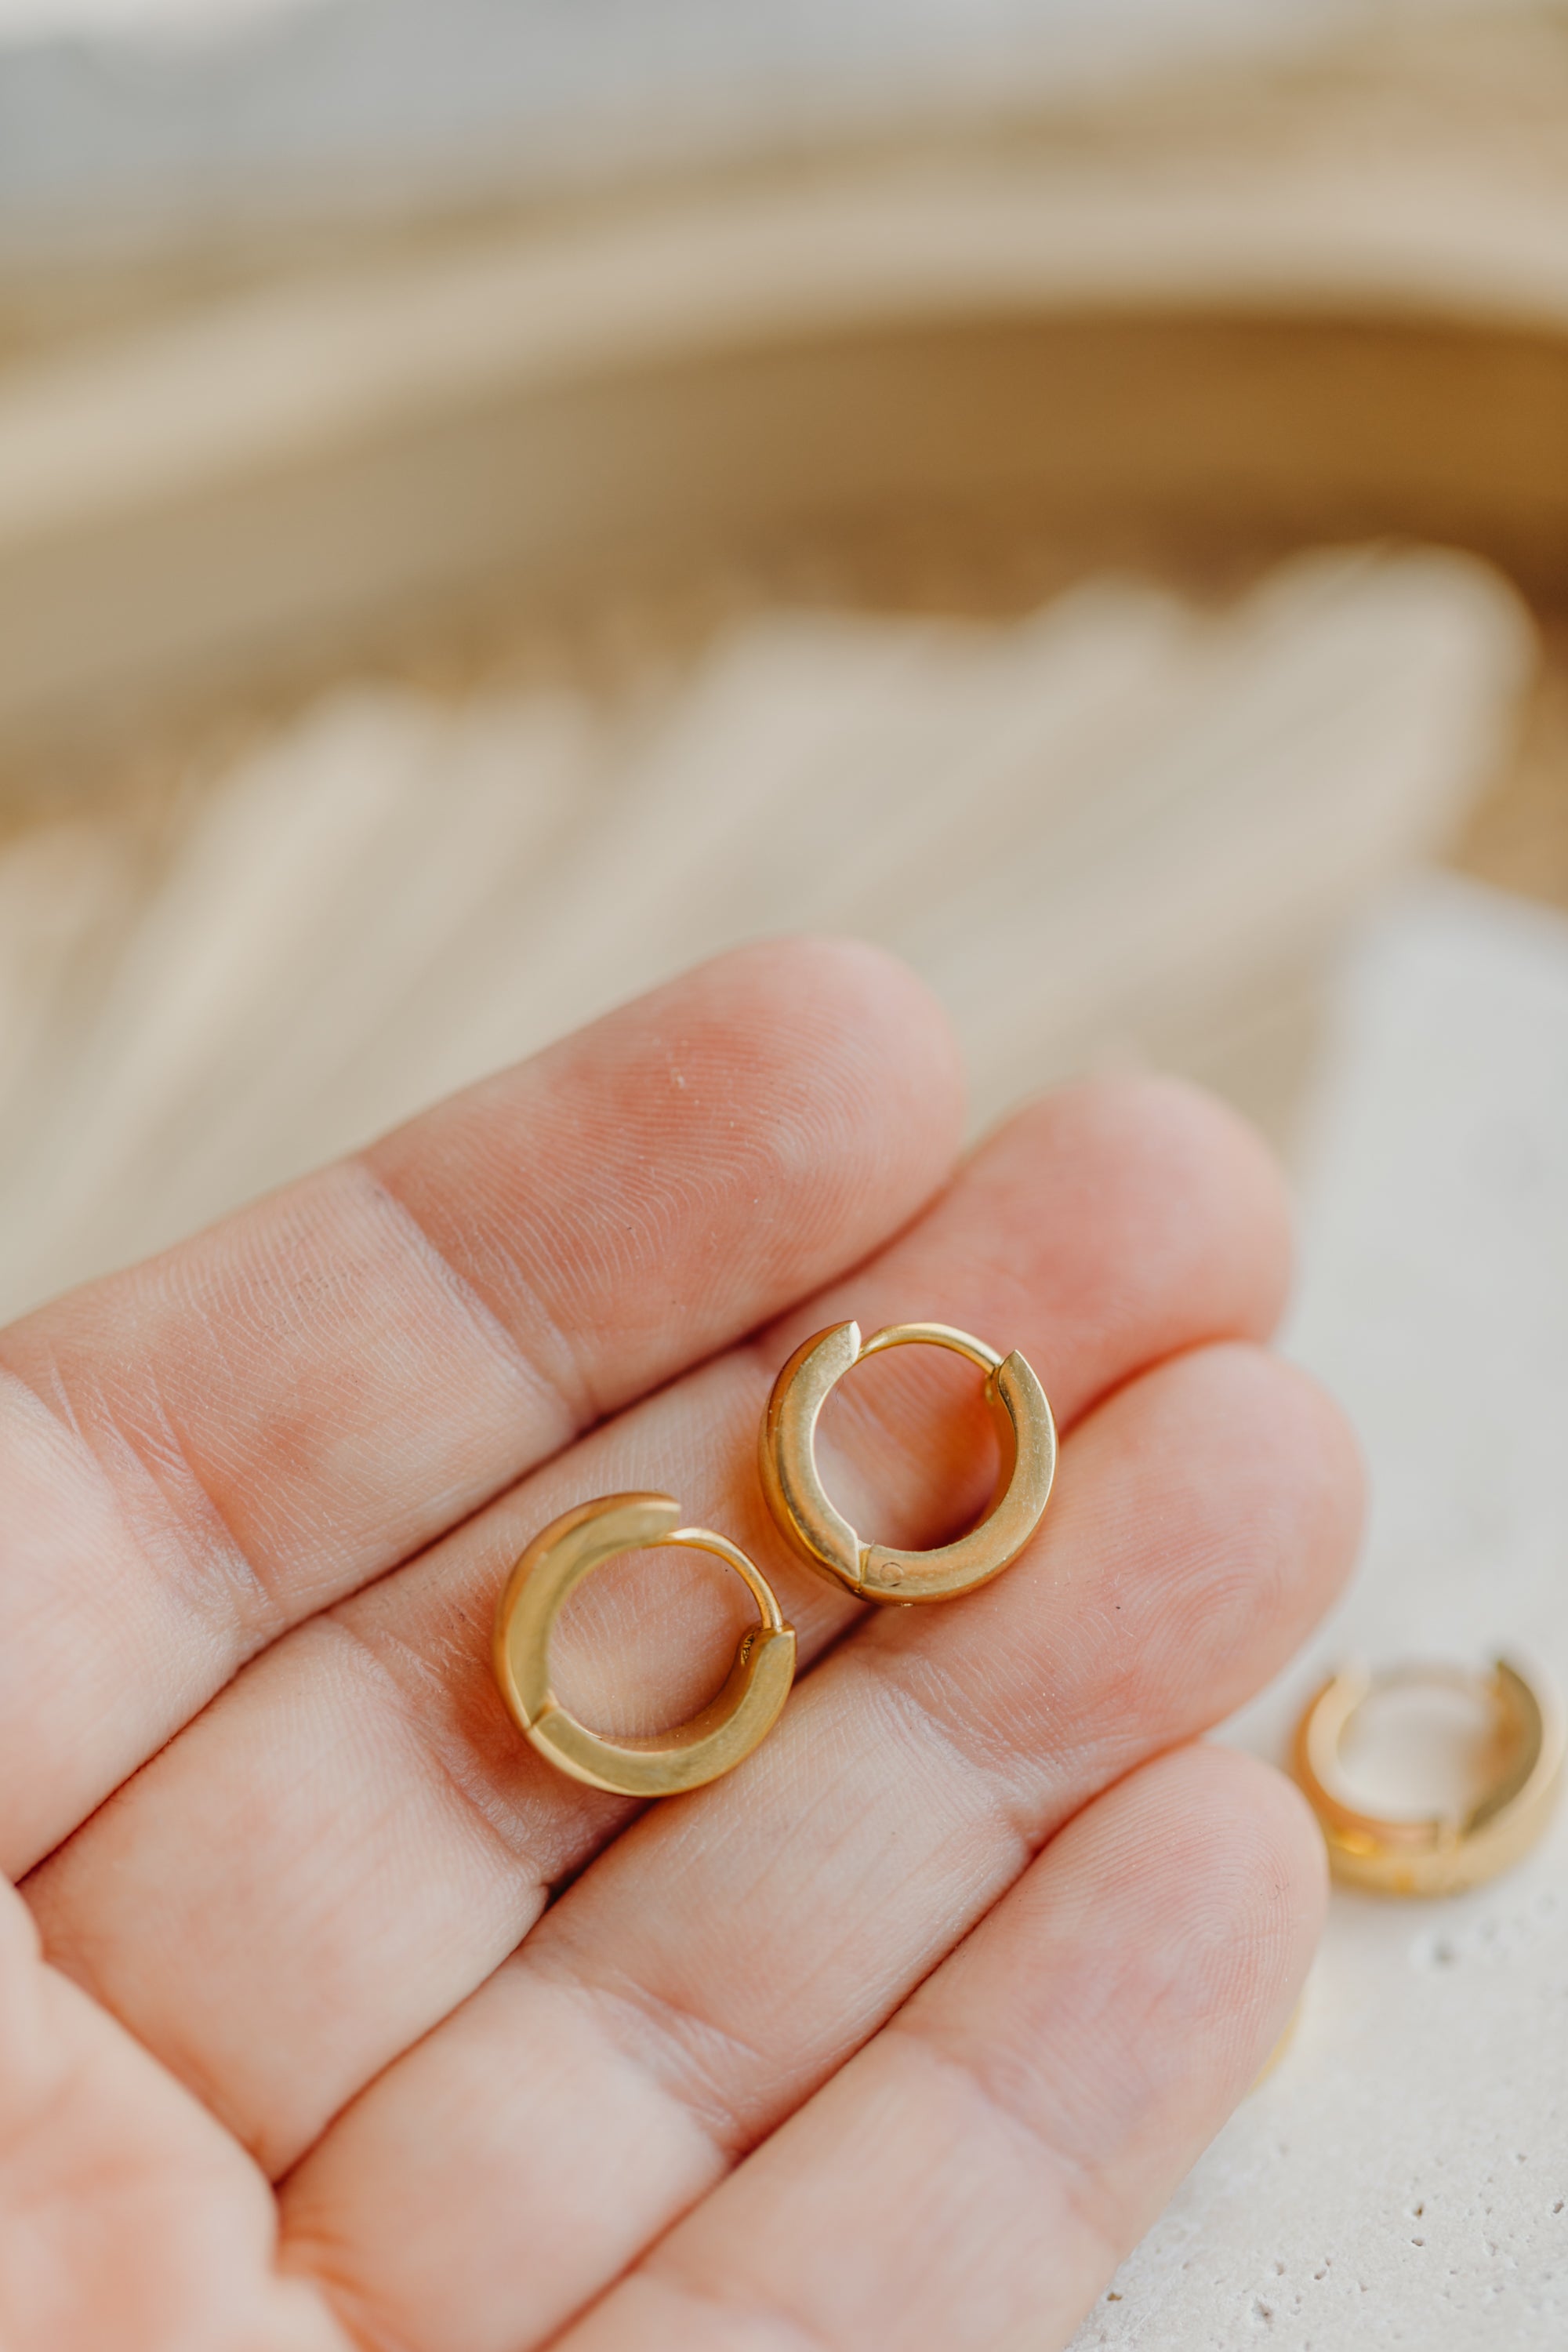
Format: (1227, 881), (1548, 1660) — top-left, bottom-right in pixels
(3, 5), (1568, 2345)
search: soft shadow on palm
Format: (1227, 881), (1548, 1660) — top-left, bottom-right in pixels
(0, 942), (1359, 2352)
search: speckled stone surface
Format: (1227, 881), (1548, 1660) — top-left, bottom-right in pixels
(1073, 877), (1568, 2351)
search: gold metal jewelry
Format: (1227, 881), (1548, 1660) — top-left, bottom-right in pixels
(493, 1493), (796, 1797)
(759, 1319), (1056, 1604)
(1294, 1656), (1565, 1896)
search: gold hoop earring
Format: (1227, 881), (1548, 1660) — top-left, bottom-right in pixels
(493, 1493), (796, 1797)
(759, 1319), (1056, 1605)
(1294, 1656), (1565, 1896)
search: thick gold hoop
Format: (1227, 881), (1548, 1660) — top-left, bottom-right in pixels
(759, 1319), (1056, 1604)
(493, 1493), (796, 1796)
(1294, 1656), (1565, 1896)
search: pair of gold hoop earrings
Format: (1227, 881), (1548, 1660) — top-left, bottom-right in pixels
(493, 1319), (1056, 1798)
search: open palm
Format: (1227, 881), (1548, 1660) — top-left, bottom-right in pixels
(0, 940), (1359, 2352)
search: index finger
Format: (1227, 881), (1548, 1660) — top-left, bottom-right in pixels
(0, 938), (962, 1875)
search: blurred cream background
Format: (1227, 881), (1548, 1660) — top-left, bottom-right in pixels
(0, 546), (1536, 1319)
(2, 5), (1568, 2346)
(0, 0), (1548, 235)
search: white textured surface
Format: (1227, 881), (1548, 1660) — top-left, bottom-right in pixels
(1076, 878), (1568, 2350)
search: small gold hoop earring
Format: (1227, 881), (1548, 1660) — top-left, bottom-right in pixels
(759, 1319), (1056, 1604)
(493, 1493), (797, 1797)
(1294, 1656), (1565, 1896)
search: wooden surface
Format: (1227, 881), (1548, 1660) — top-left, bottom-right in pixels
(3, 16), (1568, 754)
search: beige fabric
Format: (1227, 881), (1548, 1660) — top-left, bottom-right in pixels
(0, 542), (1533, 1323)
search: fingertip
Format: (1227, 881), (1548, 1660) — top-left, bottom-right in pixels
(365, 933), (967, 1413)
(959, 1076), (1294, 1425)
(1177, 1347), (1366, 1645)
(677, 935), (967, 1287)
(1161, 1744), (1330, 2088)
(728, 935), (967, 1166)
(1073, 1740), (1325, 1932)
(1255, 1355), (1368, 1615)
(1058, 1074), (1294, 1341)
(1250, 1752), (1333, 1947)
(1066, 1742), (1330, 2111)
(566, 932), (968, 1216)
(1170, 1741), (1331, 1955)
(1099, 1340), (1365, 1676)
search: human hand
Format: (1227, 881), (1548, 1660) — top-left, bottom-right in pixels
(0, 940), (1360, 2352)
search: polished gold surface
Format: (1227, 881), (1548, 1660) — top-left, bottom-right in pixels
(759, 1319), (1056, 1604)
(493, 1492), (796, 1796)
(1294, 1657), (1565, 1897)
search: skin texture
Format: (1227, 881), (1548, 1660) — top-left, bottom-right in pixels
(0, 938), (1362, 2352)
